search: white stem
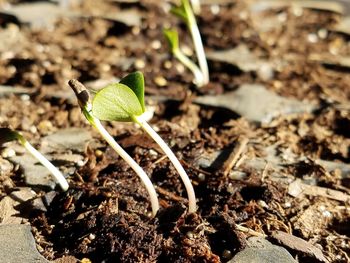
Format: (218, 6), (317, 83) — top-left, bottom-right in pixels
(91, 116), (159, 216)
(23, 141), (69, 191)
(174, 49), (205, 87)
(184, 0), (209, 86)
(173, 49), (204, 87)
(190, 0), (201, 14)
(134, 115), (197, 214)
(189, 21), (209, 86)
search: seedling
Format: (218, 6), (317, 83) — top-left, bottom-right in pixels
(0, 128), (69, 191)
(90, 72), (197, 213)
(68, 78), (160, 216)
(164, 0), (208, 87)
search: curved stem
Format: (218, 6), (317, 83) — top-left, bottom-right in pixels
(90, 116), (159, 216)
(68, 78), (159, 216)
(134, 115), (197, 214)
(174, 49), (204, 87)
(184, 0), (209, 86)
(22, 140), (69, 191)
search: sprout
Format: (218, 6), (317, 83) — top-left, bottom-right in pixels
(68, 78), (160, 217)
(0, 128), (69, 191)
(164, 0), (208, 87)
(90, 72), (197, 214)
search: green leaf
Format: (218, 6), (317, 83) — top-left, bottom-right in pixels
(0, 128), (23, 145)
(170, 5), (188, 23)
(92, 83), (143, 122)
(119, 71), (145, 112)
(163, 28), (179, 53)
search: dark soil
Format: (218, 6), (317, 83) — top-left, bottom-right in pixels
(1, 0), (350, 262)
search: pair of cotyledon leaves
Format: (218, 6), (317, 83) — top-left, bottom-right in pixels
(92, 71), (146, 122)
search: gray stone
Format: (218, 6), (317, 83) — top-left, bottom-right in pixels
(207, 44), (269, 73)
(0, 196), (22, 224)
(10, 153), (56, 189)
(0, 157), (14, 176)
(228, 237), (297, 263)
(0, 224), (48, 262)
(195, 84), (316, 123)
(40, 128), (91, 154)
(315, 159), (350, 178)
(271, 231), (329, 263)
(4, 2), (74, 29)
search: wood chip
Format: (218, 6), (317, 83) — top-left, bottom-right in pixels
(271, 231), (329, 263)
(288, 179), (350, 202)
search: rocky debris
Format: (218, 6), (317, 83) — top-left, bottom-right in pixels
(10, 153), (56, 189)
(0, 157), (14, 176)
(0, 224), (49, 263)
(271, 231), (330, 263)
(206, 44), (271, 74)
(2, 2), (74, 29)
(40, 128), (91, 154)
(228, 237), (297, 263)
(195, 84), (316, 123)
(0, 196), (23, 224)
(291, 200), (334, 238)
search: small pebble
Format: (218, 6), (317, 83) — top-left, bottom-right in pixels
(29, 126), (37, 134)
(257, 200), (269, 209)
(37, 120), (53, 134)
(0, 158), (14, 176)
(77, 160), (85, 167)
(95, 149), (103, 158)
(283, 202), (291, 208)
(257, 63), (274, 81)
(154, 76), (167, 87)
(239, 11), (248, 20)
(175, 63), (185, 74)
(228, 171), (247, 180)
(100, 63), (111, 72)
(186, 231), (194, 239)
(198, 173), (206, 182)
(151, 40), (161, 50)
(292, 6), (303, 16)
(20, 94), (30, 101)
(134, 59), (145, 69)
(2, 148), (16, 158)
(226, 183), (235, 194)
(152, 125), (160, 132)
(318, 28), (328, 39)
(163, 60), (172, 69)
(131, 26), (140, 35)
(307, 33), (318, 43)
(181, 45), (193, 57)
(88, 233), (96, 240)
(222, 249), (233, 260)
(149, 149), (158, 156)
(210, 5), (220, 15)
(146, 211), (153, 218)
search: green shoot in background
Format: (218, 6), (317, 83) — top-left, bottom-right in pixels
(164, 0), (208, 87)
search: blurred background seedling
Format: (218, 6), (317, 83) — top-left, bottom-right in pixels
(164, 0), (208, 87)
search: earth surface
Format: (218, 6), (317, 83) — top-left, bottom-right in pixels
(0, 0), (350, 262)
